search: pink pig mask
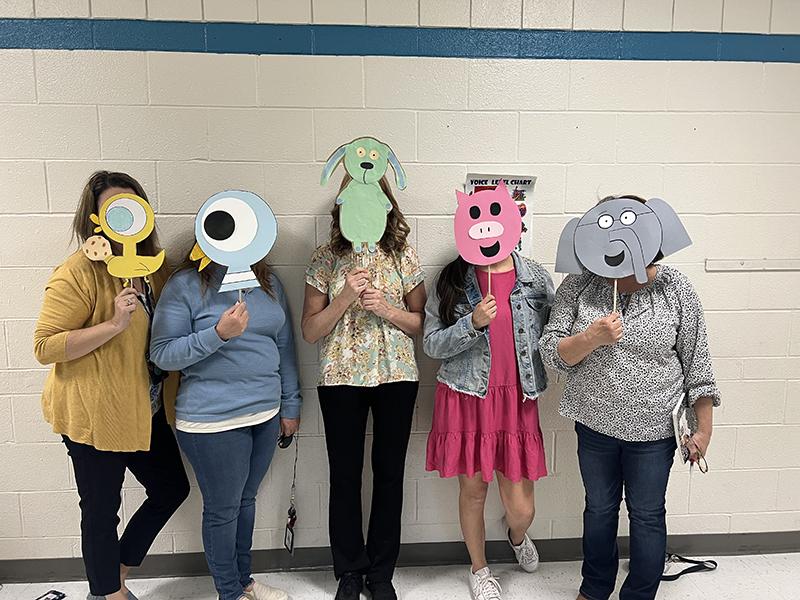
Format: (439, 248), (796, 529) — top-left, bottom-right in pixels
(454, 183), (522, 266)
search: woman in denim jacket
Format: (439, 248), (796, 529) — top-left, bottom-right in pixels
(423, 250), (554, 600)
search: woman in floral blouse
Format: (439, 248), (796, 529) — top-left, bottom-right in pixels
(301, 173), (426, 600)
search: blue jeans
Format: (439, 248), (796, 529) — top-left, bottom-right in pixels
(575, 422), (676, 600)
(177, 416), (280, 600)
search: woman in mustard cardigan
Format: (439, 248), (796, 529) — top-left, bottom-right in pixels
(34, 171), (190, 600)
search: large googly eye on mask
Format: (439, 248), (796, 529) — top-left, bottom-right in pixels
(598, 214), (613, 229)
(99, 193), (155, 244)
(620, 210), (637, 225)
(200, 196), (258, 253)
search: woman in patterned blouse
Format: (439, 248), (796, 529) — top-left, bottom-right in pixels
(540, 196), (720, 600)
(301, 173), (426, 600)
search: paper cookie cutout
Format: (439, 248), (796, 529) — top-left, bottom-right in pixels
(320, 136), (406, 253)
(86, 193), (165, 280)
(191, 190), (278, 293)
(555, 197), (691, 284)
(454, 182), (522, 266)
(82, 235), (112, 262)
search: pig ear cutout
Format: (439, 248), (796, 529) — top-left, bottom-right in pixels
(321, 145), (347, 186)
(555, 218), (583, 274)
(494, 181), (511, 200)
(387, 148), (407, 190)
(456, 190), (471, 205)
(646, 198), (692, 257)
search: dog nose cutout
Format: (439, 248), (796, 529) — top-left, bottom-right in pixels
(360, 162), (374, 170)
(469, 221), (505, 240)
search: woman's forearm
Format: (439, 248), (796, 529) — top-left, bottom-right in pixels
(64, 320), (123, 361)
(383, 306), (425, 336)
(302, 293), (352, 344)
(694, 396), (714, 435)
(556, 330), (599, 366)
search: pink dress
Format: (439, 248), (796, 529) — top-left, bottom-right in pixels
(426, 268), (548, 483)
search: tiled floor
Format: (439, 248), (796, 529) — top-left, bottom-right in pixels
(1, 553), (797, 599)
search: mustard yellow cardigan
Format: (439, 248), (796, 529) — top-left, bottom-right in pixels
(34, 251), (178, 452)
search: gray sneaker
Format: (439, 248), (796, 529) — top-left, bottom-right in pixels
(503, 518), (539, 573)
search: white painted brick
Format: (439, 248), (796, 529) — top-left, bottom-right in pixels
(771, 0), (800, 34)
(666, 470), (689, 515)
(520, 113), (616, 164)
(259, 55), (362, 108)
(99, 106), (208, 161)
(367, 0), (417, 26)
(149, 53), (257, 107)
(258, 0), (311, 23)
(0, 443), (70, 491)
(366, 57), (468, 110)
(722, 0), (771, 33)
(777, 470), (800, 510)
(415, 216), (458, 266)
(414, 384), (435, 433)
(35, 50), (147, 106)
(312, 0), (365, 24)
(268, 216), (317, 266)
(173, 530), (204, 552)
(736, 426), (800, 469)
(663, 165), (760, 214)
(792, 313), (800, 356)
(0, 215), (74, 267)
(616, 114), (716, 164)
(705, 312), (792, 359)
(565, 164), (663, 213)
(551, 517), (583, 538)
(153, 214), (195, 265)
(469, 163), (566, 215)
(672, 0), (722, 32)
(420, 0), (470, 27)
(0, 537), (75, 559)
(20, 491), (80, 537)
(763, 63), (800, 112)
(710, 358), (742, 381)
(314, 109), (416, 162)
(204, 0), (257, 21)
(12, 394), (60, 443)
(704, 426), (737, 470)
(523, 0), (572, 29)
(0, 493), (22, 537)
(0, 0), (33, 17)
(569, 60), (667, 111)
(46, 161), (158, 213)
(534, 472), (586, 517)
(35, 0), (89, 17)
(471, 0), (522, 28)
(398, 164), (466, 216)
(690, 469), (779, 513)
(729, 511), (800, 533)
(6, 320), (38, 369)
(0, 396), (10, 440)
(667, 61), (764, 112)
(675, 265), (746, 311)
(623, 0), (673, 31)
(705, 215), (800, 260)
(748, 273), (800, 310)
(156, 161), (263, 215)
(401, 522), (463, 543)
(262, 163), (329, 216)
(573, 0), (623, 30)
(0, 370), (48, 395)
(0, 161), (47, 214)
(209, 108), (312, 162)
(469, 59), (568, 110)
(0, 50), (35, 103)
(715, 380), (786, 425)
(552, 429), (578, 475)
(91, 0), (147, 19)
(0, 105), (99, 160)
(147, 0), (203, 21)
(417, 477), (459, 524)
(666, 513), (730, 534)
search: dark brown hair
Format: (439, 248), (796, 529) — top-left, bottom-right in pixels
(435, 255), (472, 326)
(72, 170), (161, 256)
(598, 194), (664, 264)
(328, 174), (411, 257)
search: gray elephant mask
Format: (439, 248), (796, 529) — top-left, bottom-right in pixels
(555, 197), (691, 284)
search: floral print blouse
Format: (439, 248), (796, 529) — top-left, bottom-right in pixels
(305, 243), (425, 387)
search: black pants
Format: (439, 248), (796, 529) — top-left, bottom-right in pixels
(318, 381), (418, 583)
(63, 407), (190, 596)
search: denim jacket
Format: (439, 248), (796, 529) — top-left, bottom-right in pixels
(423, 252), (555, 400)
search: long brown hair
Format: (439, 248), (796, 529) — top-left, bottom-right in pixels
(328, 174), (411, 257)
(436, 255), (472, 326)
(172, 241), (276, 301)
(72, 170), (161, 256)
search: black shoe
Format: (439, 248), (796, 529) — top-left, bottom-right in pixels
(366, 580), (397, 600)
(336, 572), (363, 600)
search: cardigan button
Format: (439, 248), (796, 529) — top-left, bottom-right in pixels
(520, 350), (527, 357)
(525, 373), (531, 379)
(516, 303), (521, 309)
(518, 328), (524, 334)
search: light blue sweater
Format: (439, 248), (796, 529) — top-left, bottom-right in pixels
(150, 267), (302, 422)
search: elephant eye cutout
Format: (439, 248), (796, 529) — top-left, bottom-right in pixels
(620, 210), (637, 226)
(356, 147), (366, 158)
(469, 206), (481, 219)
(201, 196), (258, 253)
(598, 214), (613, 229)
(490, 202), (501, 216)
(369, 150), (380, 160)
(105, 196), (147, 237)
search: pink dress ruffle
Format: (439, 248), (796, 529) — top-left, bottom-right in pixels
(426, 268), (548, 483)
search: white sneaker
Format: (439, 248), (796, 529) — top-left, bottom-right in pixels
(244, 580), (289, 600)
(469, 566), (503, 600)
(504, 519), (539, 573)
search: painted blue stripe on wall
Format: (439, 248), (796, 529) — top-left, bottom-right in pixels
(1, 18), (799, 63)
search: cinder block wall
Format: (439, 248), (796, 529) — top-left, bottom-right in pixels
(1, 0), (799, 561)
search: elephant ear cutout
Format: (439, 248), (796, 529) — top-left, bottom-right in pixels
(646, 198), (692, 258)
(555, 217), (583, 274)
(82, 235), (113, 262)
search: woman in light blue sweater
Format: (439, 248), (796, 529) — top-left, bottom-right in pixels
(150, 251), (301, 600)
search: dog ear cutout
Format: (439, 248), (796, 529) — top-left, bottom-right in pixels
(321, 145), (347, 186)
(387, 147), (407, 190)
(646, 197), (692, 258)
(555, 217), (583, 274)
